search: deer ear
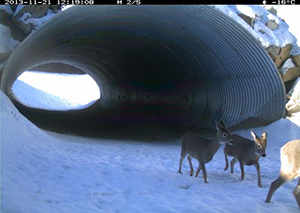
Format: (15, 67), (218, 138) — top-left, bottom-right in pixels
(220, 120), (225, 127)
(215, 121), (219, 130)
(261, 131), (267, 140)
(250, 131), (258, 140)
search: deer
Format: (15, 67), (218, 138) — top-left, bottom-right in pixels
(178, 121), (234, 183)
(223, 131), (267, 188)
(265, 139), (300, 208)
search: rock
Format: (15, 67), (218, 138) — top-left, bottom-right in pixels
(281, 58), (295, 74)
(13, 5), (49, 34)
(266, 45), (280, 61)
(0, 7), (27, 42)
(0, 23), (19, 85)
(0, 24), (19, 55)
(15, 5), (48, 19)
(292, 55), (300, 67)
(1, 8), (11, 25)
(0, 60), (7, 87)
(266, 45), (293, 68)
(267, 7), (277, 16)
(282, 67), (300, 82)
(280, 58), (300, 82)
(0, 5), (14, 14)
(49, 5), (62, 14)
(258, 29), (266, 34)
(266, 19), (279, 30)
(275, 44), (292, 68)
(286, 77), (300, 115)
(10, 5), (18, 13)
(238, 13), (254, 28)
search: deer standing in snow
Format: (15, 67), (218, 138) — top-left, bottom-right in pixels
(178, 121), (234, 183)
(223, 131), (267, 187)
(265, 139), (300, 208)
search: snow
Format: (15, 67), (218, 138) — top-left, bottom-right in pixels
(274, 6), (300, 47)
(213, 5), (300, 55)
(0, 24), (20, 54)
(12, 71), (100, 111)
(62, 5), (74, 11)
(1, 87), (300, 212)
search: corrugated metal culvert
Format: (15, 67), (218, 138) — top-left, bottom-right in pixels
(1, 5), (286, 135)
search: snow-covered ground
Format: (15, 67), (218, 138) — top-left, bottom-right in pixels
(12, 71), (100, 110)
(1, 85), (300, 212)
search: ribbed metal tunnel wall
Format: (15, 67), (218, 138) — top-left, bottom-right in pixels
(1, 6), (286, 134)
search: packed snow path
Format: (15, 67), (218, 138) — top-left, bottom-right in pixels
(1, 91), (300, 212)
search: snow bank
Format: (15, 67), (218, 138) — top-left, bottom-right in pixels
(1, 90), (300, 212)
(234, 117), (300, 149)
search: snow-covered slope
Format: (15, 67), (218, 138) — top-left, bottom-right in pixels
(1, 90), (300, 212)
(213, 5), (300, 55)
(12, 71), (100, 110)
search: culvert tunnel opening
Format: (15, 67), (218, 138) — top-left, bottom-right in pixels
(1, 6), (286, 139)
(11, 63), (101, 112)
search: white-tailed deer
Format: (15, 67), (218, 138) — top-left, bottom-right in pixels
(265, 139), (300, 208)
(178, 121), (234, 183)
(223, 131), (267, 187)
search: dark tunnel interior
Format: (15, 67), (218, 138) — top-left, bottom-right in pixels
(1, 6), (286, 139)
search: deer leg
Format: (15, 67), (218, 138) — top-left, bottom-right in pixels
(224, 147), (229, 171)
(239, 160), (245, 181)
(265, 176), (286, 203)
(198, 158), (207, 183)
(230, 158), (237, 174)
(195, 164), (202, 177)
(178, 152), (186, 174)
(254, 162), (262, 188)
(187, 156), (194, 176)
(293, 179), (300, 208)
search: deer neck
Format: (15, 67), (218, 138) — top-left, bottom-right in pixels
(207, 136), (221, 157)
(250, 145), (260, 158)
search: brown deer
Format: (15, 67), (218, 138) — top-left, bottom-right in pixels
(178, 121), (234, 183)
(265, 139), (300, 208)
(223, 131), (267, 187)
